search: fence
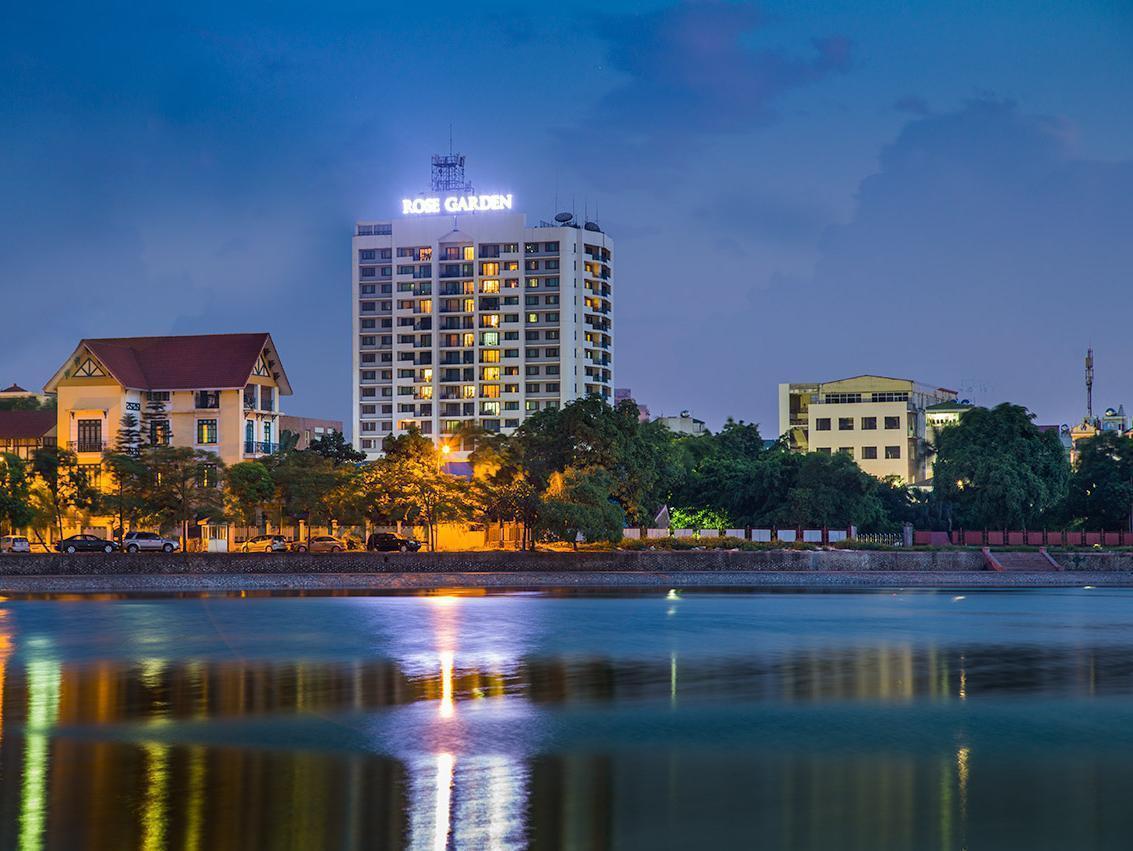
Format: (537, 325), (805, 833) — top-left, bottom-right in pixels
(917, 529), (1133, 547)
(622, 527), (868, 546)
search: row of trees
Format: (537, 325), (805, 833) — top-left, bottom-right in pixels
(2, 398), (1129, 548)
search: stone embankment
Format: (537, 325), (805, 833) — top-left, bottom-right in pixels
(0, 549), (994, 575)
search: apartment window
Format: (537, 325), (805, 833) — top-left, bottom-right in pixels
(872, 392), (909, 403)
(75, 419), (102, 453)
(525, 365), (540, 376)
(545, 330), (559, 341)
(195, 390), (220, 409)
(838, 447), (854, 458)
(197, 463), (219, 489)
(815, 418), (831, 431)
(481, 349), (500, 363)
(196, 419), (218, 445)
(145, 391), (170, 402)
(838, 417), (853, 431)
(546, 383), (560, 392)
(861, 446), (878, 460)
(526, 383), (540, 394)
(884, 416), (901, 429)
(481, 262), (500, 276)
(885, 445), (902, 459)
(525, 295), (539, 306)
(816, 447), (832, 455)
(359, 249), (377, 262)
(861, 417), (877, 430)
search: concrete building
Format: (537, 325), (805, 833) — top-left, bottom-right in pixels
(279, 415), (344, 451)
(656, 410), (708, 436)
(352, 170), (613, 459)
(778, 375), (958, 484)
(614, 387), (650, 422)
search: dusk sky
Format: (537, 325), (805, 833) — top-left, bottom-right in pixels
(3, 0), (1131, 435)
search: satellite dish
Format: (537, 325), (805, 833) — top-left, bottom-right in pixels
(583, 221), (601, 232)
(554, 212), (573, 223)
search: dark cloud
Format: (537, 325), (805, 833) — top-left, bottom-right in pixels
(753, 99), (1133, 422)
(557, 1), (851, 181)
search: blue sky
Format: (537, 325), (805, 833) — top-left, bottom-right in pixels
(2, 0), (1131, 433)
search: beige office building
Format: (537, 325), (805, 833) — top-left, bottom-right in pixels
(778, 375), (958, 484)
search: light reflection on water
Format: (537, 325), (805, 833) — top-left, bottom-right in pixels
(1, 590), (1133, 848)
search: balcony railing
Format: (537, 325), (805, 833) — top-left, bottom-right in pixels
(69, 440), (107, 453)
(244, 441), (279, 455)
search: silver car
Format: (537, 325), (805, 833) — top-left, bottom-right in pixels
(1, 535), (31, 553)
(123, 531), (180, 553)
(291, 535), (346, 554)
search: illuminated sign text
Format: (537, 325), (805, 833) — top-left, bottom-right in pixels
(401, 193), (514, 215)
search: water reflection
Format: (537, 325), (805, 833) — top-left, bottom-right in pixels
(1, 592), (1133, 848)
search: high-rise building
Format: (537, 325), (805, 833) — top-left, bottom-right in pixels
(352, 166), (613, 459)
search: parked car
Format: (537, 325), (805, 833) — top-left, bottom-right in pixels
(366, 532), (422, 553)
(241, 535), (289, 553)
(1, 535), (31, 553)
(123, 531), (180, 554)
(56, 534), (119, 554)
(292, 535), (346, 554)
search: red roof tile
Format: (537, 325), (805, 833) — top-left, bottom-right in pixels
(1, 384), (28, 393)
(71, 333), (288, 392)
(0, 410), (56, 440)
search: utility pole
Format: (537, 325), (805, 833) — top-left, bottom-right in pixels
(1085, 348), (1094, 424)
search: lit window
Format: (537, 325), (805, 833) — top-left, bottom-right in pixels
(481, 401), (501, 415)
(196, 419), (218, 445)
(419, 299), (432, 314)
(482, 349), (500, 363)
(419, 386), (434, 399)
(482, 314), (500, 328)
(481, 279), (500, 293)
(423, 368), (433, 382)
(482, 384), (500, 398)
(482, 367), (500, 381)
(527, 313), (538, 323)
(461, 385), (476, 399)
(463, 245), (474, 261)
(462, 333), (475, 347)
(463, 298), (475, 313)
(481, 262), (500, 276)
(481, 331), (499, 346)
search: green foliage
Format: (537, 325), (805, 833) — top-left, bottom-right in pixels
(31, 444), (99, 541)
(146, 446), (226, 544)
(0, 395), (54, 412)
(271, 450), (340, 531)
(0, 453), (34, 533)
(101, 413), (149, 541)
(308, 430), (366, 465)
(224, 461), (276, 527)
(1063, 432), (1133, 530)
(540, 467), (626, 547)
(933, 403), (1069, 529)
(780, 452), (889, 530)
(669, 506), (730, 530)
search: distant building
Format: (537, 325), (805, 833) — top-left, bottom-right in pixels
(614, 387), (650, 422)
(656, 410), (708, 436)
(279, 416), (344, 451)
(0, 410), (56, 460)
(778, 375), (958, 484)
(0, 383), (52, 408)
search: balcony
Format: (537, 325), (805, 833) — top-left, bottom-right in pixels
(69, 440), (107, 454)
(244, 441), (279, 455)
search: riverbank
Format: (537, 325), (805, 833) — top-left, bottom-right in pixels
(1, 570), (1132, 594)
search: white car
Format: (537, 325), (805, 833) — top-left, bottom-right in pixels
(123, 531), (180, 553)
(1, 535), (31, 553)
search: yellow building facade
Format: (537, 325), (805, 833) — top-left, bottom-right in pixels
(42, 333), (292, 541)
(779, 375), (958, 485)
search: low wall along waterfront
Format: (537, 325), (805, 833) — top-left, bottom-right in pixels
(0, 549), (993, 576)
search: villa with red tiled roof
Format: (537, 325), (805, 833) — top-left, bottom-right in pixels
(43, 333), (292, 515)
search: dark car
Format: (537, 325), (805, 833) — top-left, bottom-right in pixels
(366, 532), (422, 553)
(56, 534), (119, 554)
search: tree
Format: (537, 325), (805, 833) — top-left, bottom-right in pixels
(0, 453), (34, 534)
(779, 452), (888, 530)
(540, 467), (625, 548)
(933, 403), (1069, 530)
(140, 396), (170, 447)
(31, 445), (99, 543)
(308, 431), (366, 465)
(1063, 432), (1133, 530)
(101, 413), (149, 543)
(271, 450), (340, 542)
(224, 461), (276, 531)
(147, 446), (226, 550)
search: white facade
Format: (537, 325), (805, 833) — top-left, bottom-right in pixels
(352, 210), (613, 458)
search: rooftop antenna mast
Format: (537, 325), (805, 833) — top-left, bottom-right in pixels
(1085, 347), (1094, 423)
(431, 131), (473, 194)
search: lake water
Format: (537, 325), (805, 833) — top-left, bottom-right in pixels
(1, 588), (1132, 849)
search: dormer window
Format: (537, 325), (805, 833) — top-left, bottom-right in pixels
(243, 385), (257, 410)
(261, 386), (275, 412)
(195, 391), (220, 409)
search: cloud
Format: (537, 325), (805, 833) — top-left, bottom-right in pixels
(557, 1), (850, 181)
(755, 98), (1133, 420)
